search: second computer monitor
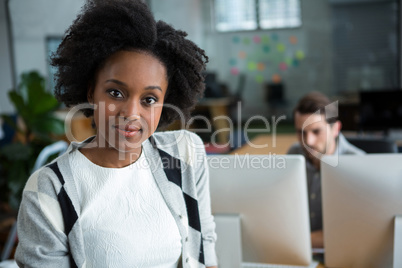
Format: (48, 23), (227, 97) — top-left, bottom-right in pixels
(322, 154), (402, 268)
(208, 154), (311, 266)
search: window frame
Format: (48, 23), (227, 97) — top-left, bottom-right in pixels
(213, 0), (302, 33)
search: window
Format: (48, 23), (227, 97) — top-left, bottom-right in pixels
(214, 0), (302, 32)
(259, 0), (301, 29)
(46, 36), (63, 91)
(215, 0), (257, 31)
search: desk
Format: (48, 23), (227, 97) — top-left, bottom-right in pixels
(230, 134), (297, 155)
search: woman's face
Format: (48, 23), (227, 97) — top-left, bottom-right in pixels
(89, 50), (167, 153)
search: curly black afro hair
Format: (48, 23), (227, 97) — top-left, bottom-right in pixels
(51, 0), (208, 128)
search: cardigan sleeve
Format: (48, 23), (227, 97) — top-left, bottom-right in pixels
(15, 168), (72, 268)
(189, 132), (218, 267)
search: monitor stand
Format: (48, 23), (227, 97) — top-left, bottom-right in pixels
(394, 215), (402, 268)
(214, 214), (242, 268)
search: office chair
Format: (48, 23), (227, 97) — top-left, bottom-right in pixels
(0, 140), (68, 262)
(346, 137), (398, 154)
(265, 82), (288, 116)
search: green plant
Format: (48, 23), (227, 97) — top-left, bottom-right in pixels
(0, 71), (64, 209)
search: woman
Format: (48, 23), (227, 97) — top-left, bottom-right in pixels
(15, 0), (217, 267)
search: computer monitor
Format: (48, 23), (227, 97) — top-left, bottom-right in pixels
(322, 154), (402, 268)
(359, 90), (402, 132)
(208, 154), (312, 266)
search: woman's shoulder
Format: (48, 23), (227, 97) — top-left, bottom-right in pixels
(151, 130), (206, 163)
(152, 129), (204, 147)
(23, 153), (68, 198)
(23, 141), (79, 195)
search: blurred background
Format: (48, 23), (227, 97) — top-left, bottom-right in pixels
(1, 0), (400, 121)
(0, 0), (401, 260)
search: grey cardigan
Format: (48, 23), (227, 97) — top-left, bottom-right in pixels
(15, 130), (217, 268)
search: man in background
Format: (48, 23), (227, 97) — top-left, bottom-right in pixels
(287, 91), (365, 249)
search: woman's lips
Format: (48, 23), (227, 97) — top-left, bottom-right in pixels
(114, 125), (141, 138)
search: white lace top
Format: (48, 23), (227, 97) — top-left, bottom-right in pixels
(70, 149), (182, 268)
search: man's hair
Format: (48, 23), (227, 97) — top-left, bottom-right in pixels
(51, 0), (208, 128)
(293, 91), (338, 124)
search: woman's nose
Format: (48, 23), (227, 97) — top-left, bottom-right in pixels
(121, 100), (140, 120)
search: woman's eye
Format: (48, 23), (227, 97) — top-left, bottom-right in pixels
(144, 97), (157, 105)
(107, 89), (123, 98)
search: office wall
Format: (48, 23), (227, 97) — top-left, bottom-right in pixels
(8, 0), (202, 87)
(0, 0), (14, 113)
(332, 1), (399, 92)
(5, 0), (203, 115)
(149, 0), (203, 48)
(6, 0), (397, 119)
(6, 0), (335, 119)
(9, 0), (83, 86)
(202, 0), (334, 119)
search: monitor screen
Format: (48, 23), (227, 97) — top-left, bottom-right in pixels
(208, 154), (312, 266)
(322, 154), (402, 268)
(359, 90), (402, 131)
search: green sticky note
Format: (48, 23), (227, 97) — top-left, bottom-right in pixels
(243, 38), (251, 45)
(296, 50), (305, 60)
(255, 75), (264, 83)
(247, 62), (257, 71)
(277, 43), (285, 52)
(263, 45), (270, 53)
(262, 36), (270, 44)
